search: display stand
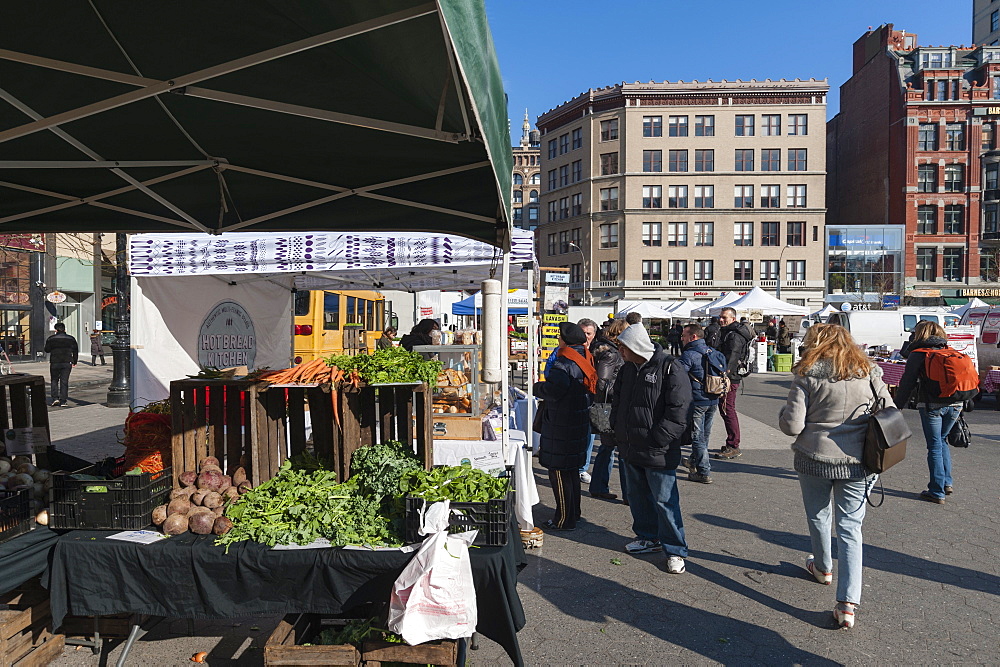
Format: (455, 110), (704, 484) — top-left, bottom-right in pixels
(0, 375), (50, 470)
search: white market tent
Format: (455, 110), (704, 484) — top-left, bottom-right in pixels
(949, 298), (989, 317)
(709, 286), (809, 316)
(692, 292), (741, 317)
(665, 299), (708, 319)
(811, 304), (840, 320)
(617, 301), (676, 318)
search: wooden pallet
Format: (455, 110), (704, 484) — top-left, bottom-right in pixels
(362, 638), (459, 666)
(0, 587), (64, 667)
(264, 614), (361, 666)
(0, 375), (50, 470)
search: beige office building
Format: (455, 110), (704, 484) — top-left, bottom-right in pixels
(511, 111), (541, 231)
(536, 79), (828, 310)
(973, 0), (1000, 46)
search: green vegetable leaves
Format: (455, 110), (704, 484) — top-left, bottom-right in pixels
(325, 348), (441, 385)
(400, 466), (508, 503)
(349, 440), (422, 500)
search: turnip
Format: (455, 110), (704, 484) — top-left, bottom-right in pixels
(32, 469), (50, 483)
(163, 513), (188, 535)
(16, 462), (37, 476)
(11, 456), (31, 468)
(35, 509), (49, 526)
(0, 460), (10, 475)
(12, 473), (34, 488)
(151, 505), (168, 526)
(32, 482), (45, 499)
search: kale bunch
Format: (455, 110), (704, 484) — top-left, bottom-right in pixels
(349, 440), (422, 500)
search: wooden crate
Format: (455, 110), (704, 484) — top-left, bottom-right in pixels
(58, 613), (141, 638)
(0, 587), (64, 667)
(361, 638), (458, 667)
(264, 614), (361, 666)
(0, 375), (50, 470)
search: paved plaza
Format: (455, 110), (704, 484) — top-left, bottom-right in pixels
(29, 370), (1000, 665)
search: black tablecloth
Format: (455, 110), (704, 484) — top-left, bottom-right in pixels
(45, 529), (527, 665)
(0, 527), (61, 596)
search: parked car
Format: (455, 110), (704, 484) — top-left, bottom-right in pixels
(826, 308), (959, 351)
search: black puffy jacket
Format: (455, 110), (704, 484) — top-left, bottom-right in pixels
(719, 322), (755, 383)
(534, 345), (593, 470)
(610, 344), (692, 470)
(591, 335), (623, 402)
(44, 332), (78, 365)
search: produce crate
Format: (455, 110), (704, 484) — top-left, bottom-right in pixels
(362, 638), (459, 667)
(0, 375), (51, 470)
(58, 613), (143, 638)
(0, 489), (31, 545)
(404, 487), (513, 547)
(0, 583), (65, 667)
(47, 460), (172, 530)
(264, 614), (362, 666)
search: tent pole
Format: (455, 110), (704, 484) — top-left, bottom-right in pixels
(499, 249), (511, 473)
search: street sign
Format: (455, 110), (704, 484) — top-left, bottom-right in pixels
(546, 273), (570, 284)
(46, 290), (67, 303)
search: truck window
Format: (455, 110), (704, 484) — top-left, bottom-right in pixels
(829, 313), (846, 328)
(903, 315), (918, 332)
(323, 293), (340, 330)
(944, 315), (959, 327)
(293, 290), (311, 316)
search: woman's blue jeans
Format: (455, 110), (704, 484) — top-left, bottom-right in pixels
(588, 434), (628, 499)
(917, 404), (960, 499)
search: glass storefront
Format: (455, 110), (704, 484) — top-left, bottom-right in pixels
(827, 226), (904, 298)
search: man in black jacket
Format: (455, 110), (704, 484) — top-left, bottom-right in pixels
(714, 307), (755, 459)
(44, 322), (78, 406)
(704, 317), (721, 350)
(611, 323), (692, 574)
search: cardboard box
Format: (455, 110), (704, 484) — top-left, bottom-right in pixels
(431, 415), (484, 440)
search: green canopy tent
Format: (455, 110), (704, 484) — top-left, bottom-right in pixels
(0, 0), (512, 247)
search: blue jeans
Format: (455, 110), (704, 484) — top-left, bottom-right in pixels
(580, 433), (596, 474)
(588, 435), (629, 498)
(798, 473), (873, 606)
(918, 405), (960, 499)
(623, 462), (688, 557)
(689, 404), (717, 475)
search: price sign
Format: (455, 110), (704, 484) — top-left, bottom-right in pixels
(541, 325), (560, 337)
(515, 315), (528, 327)
(541, 337), (559, 349)
(543, 313), (568, 324)
(4, 427), (50, 456)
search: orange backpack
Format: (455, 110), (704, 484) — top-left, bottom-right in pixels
(923, 347), (979, 401)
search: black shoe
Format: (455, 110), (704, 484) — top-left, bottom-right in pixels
(543, 519), (576, 531)
(919, 490), (945, 504)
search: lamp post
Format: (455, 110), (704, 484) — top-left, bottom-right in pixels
(107, 232), (131, 407)
(567, 242), (589, 305)
(775, 244), (792, 301)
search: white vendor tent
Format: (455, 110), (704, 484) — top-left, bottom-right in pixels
(693, 292), (742, 317)
(949, 298), (989, 317)
(617, 301), (676, 318)
(710, 286), (809, 316)
(811, 304), (840, 321)
(665, 299), (707, 319)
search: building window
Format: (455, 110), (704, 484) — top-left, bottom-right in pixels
(667, 149), (688, 172)
(762, 114), (781, 136)
(559, 196), (569, 219)
(529, 189), (538, 203)
(547, 234), (556, 256)
(734, 222), (754, 246)
(642, 116), (662, 137)
(788, 148), (807, 171)
(761, 149), (781, 171)
(547, 139), (557, 159)
(513, 173), (523, 185)
(984, 123), (995, 151)
(599, 223), (619, 248)
(694, 260), (714, 280)
(760, 185), (780, 208)
(916, 247), (936, 281)
(694, 185), (714, 208)
(600, 119), (619, 141)
(571, 193), (582, 216)
(559, 231), (569, 253)
(600, 261), (618, 281)
(988, 163), (1000, 193)
(513, 190), (523, 204)
(668, 115), (689, 137)
(643, 222), (662, 246)
(944, 164), (964, 192)
(985, 203), (999, 237)
(760, 259), (779, 280)
(695, 115), (715, 137)
(761, 221), (780, 246)
(982, 249), (1000, 282)
(667, 260), (687, 281)
(572, 160), (582, 182)
(786, 184), (807, 208)
(668, 185), (688, 208)
(735, 115), (754, 136)
(734, 185), (753, 208)
(694, 221), (714, 246)
(513, 207), (522, 222)
(918, 164), (937, 192)
(642, 260), (662, 281)
(642, 185), (662, 208)
(570, 263), (582, 284)
(787, 221), (805, 246)
(734, 260), (753, 280)
(529, 173), (540, 185)
(643, 150), (663, 172)
(993, 9), (999, 31)
(548, 169), (556, 190)
(667, 222), (687, 247)
(918, 124), (937, 151)
(735, 149), (754, 171)
(944, 204), (964, 234)
(917, 205), (937, 234)
(547, 201), (557, 222)
(571, 128), (582, 149)
(694, 149), (714, 172)
(528, 207), (538, 223)
(788, 114), (808, 135)
(559, 133), (569, 154)
(786, 260), (805, 281)
(922, 51), (952, 69)
(570, 227), (581, 247)
(943, 248), (963, 281)
(945, 124), (965, 151)
(559, 165), (569, 187)
(600, 187), (618, 211)
(600, 153), (618, 176)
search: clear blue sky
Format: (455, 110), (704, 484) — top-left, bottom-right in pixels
(485, 0), (971, 143)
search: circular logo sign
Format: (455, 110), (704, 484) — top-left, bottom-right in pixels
(198, 300), (256, 369)
(46, 290), (67, 303)
(841, 302), (853, 312)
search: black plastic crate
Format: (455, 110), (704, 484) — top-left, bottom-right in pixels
(48, 459), (172, 530)
(0, 488), (32, 544)
(404, 487), (513, 547)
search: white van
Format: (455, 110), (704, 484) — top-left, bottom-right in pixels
(826, 309), (960, 351)
(959, 306), (1000, 369)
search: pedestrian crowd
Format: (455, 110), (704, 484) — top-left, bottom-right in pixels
(532, 312), (969, 629)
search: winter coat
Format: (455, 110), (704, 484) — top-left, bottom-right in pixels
(376, 334), (394, 350)
(718, 322), (755, 383)
(399, 332), (433, 352)
(591, 335), (623, 402)
(676, 338), (724, 406)
(778, 327), (792, 348)
(610, 344), (692, 470)
(893, 336), (959, 408)
(44, 332), (78, 365)
(533, 344), (593, 470)
(90, 336), (103, 356)
(779, 360), (892, 470)
(704, 322), (721, 350)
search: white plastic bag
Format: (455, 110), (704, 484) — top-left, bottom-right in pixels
(387, 501), (478, 645)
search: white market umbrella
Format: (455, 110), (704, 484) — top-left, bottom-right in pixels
(665, 299), (707, 319)
(710, 286), (809, 316)
(692, 292), (741, 317)
(811, 304), (840, 321)
(949, 298), (989, 317)
(617, 301), (676, 319)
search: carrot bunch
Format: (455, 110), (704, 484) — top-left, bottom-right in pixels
(257, 360), (344, 385)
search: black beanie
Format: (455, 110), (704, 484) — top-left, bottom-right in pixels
(559, 321), (587, 346)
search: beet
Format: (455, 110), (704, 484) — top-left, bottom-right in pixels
(170, 487), (195, 501)
(163, 513), (188, 535)
(200, 464), (223, 475)
(189, 511), (216, 535)
(231, 467), (247, 487)
(167, 498), (191, 516)
(197, 470), (223, 492)
(212, 506), (224, 516)
(237, 481), (253, 495)
(212, 516), (234, 535)
(223, 487), (240, 502)
(200, 456), (221, 469)
(178, 470), (197, 487)
(151, 504), (168, 526)
(217, 475), (232, 493)
(202, 492), (223, 509)
(190, 489), (209, 506)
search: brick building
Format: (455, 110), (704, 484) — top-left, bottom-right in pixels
(511, 110), (541, 231)
(828, 24), (1000, 305)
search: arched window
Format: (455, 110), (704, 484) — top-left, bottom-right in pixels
(513, 190), (523, 203)
(529, 173), (540, 185)
(513, 173), (524, 185)
(529, 189), (539, 203)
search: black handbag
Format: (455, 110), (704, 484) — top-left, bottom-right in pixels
(864, 380), (912, 474)
(947, 414), (971, 448)
(532, 401), (544, 434)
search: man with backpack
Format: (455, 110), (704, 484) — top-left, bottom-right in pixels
(893, 321), (978, 504)
(714, 307), (756, 460)
(677, 324), (728, 484)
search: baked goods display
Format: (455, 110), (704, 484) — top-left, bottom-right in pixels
(433, 368), (473, 413)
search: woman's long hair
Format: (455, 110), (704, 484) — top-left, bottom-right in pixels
(604, 318), (628, 344)
(792, 323), (872, 380)
(911, 319), (946, 343)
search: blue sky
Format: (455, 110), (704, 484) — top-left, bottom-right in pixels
(485, 0), (971, 143)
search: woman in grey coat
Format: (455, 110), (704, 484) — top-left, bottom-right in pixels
(779, 323), (892, 630)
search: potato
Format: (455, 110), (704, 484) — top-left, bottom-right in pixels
(163, 513), (189, 535)
(231, 467), (247, 487)
(178, 470), (197, 487)
(237, 481), (253, 495)
(197, 470), (223, 492)
(190, 489), (209, 506)
(199, 456), (221, 469)
(170, 487), (195, 500)
(212, 516), (233, 535)
(217, 475), (232, 493)
(151, 504), (169, 526)
(188, 511), (215, 535)
(167, 498), (191, 516)
(202, 492), (223, 509)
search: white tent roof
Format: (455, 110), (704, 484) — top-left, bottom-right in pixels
(666, 299), (708, 318)
(949, 298), (989, 317)
(129, 229), (536, 292)
(617, 301), (676, 318)
(811, 304), (840, 319)
(709, 286), (809, 316)
(692, 292), (741, 317)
